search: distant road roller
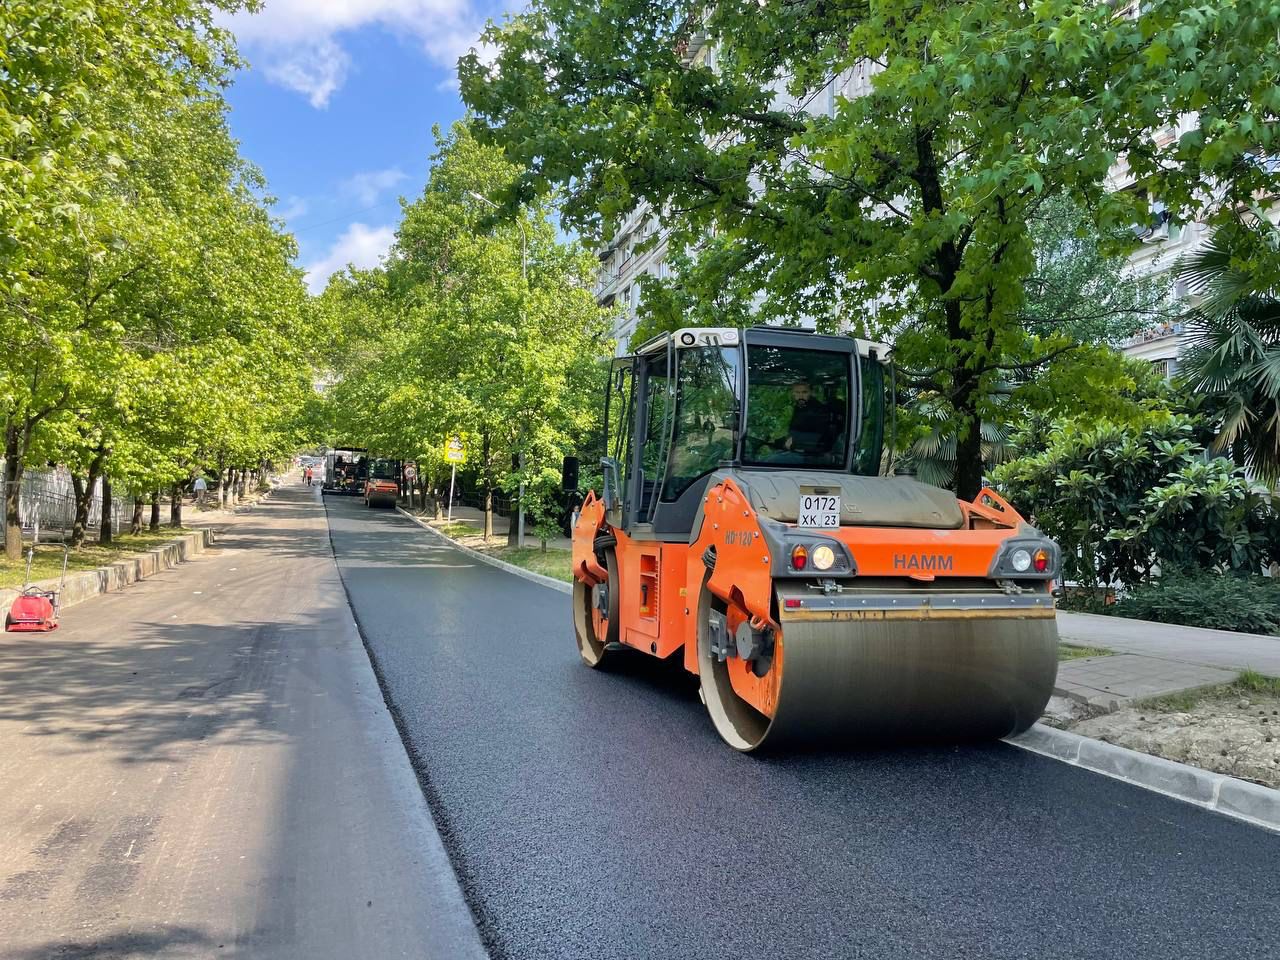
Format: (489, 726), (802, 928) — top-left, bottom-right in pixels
(566, 326), (1059, 751)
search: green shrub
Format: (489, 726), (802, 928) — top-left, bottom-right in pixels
(1107, 571), (1280, 636)
(994, 412), (1279, 587)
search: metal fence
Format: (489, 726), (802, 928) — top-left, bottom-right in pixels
(0, 469), (137, 544)
(457, 490), (515, 518)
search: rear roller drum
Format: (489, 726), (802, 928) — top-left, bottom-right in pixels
(573, 550), (619, 667)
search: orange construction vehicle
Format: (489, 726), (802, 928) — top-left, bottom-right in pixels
(363, 457), (402, 508)
(566, 326), (1059, 751)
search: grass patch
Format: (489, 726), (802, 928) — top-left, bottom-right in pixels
(0, 528), (195, 590)
(1058, 643), (1112, 661)
(433, 521), (480, 539)
(478, 545), (573, 583)
(1136, 670), (1280, 712)
(1237, 668), (1280, 697)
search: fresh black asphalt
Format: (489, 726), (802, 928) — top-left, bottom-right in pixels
(325, 495), (1280, 960)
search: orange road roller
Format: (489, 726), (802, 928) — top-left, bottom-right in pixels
(566, 326), (1059, 751)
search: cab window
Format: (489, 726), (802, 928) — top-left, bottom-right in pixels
(661, 346), (740, 501)
(853, 356), (885, 476)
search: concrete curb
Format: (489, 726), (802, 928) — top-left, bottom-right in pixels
(0, 528), (218, 615)
(1007, 723), (1280, 834)
(396, 507), (573, 596)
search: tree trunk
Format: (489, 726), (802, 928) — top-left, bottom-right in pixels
(150, 489), (161, 532)
(953, 415), (984, 503)
(130, 497), (144, 535)
(507, 469), (520, 548)
(4, 422), (24, 561)
(238, 468), (247, 499)
(507, 504), (520, 546)
(70, 446), (106, 547)
(99, 476), (113, 546)
(482, 432), (493, 540)
(218, 455), (227, 508)
(170, 483), (183, 528)
(70, 475), (88, 547)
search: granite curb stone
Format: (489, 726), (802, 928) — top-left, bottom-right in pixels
(395, 506), (573, 596)
(0, 527), (217, 615)
(1008, 723), (1279, 833)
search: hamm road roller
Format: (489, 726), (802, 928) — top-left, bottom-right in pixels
(567, 326), (1059, 751)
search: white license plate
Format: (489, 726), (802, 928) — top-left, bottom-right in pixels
(798, 493), (840, 528)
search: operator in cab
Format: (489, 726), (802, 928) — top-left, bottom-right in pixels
(784, 378), (841, 455)
(752, 377), (843, 457)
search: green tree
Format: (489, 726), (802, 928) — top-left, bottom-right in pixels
(317, 126), (612, 539)
(462, 0), (1280, 500)
(1, 2), (315, 555)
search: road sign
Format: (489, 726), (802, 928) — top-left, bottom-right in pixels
(444, 437), (465, 464)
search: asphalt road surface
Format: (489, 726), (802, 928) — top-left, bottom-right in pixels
(326, 495), (1280, 960)
(0, 485), (483, 960)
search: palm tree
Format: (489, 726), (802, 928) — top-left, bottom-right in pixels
(1176, 225), (1280, 486)
(898, 396), (1015, 490)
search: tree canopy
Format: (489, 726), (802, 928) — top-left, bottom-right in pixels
(316, 125), (612, 539)
(461, 0), (1280, 498)
(1, 1), (318, 553)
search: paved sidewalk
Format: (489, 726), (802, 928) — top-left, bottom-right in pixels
(1056, 611), (1280, 709)
(0, 479), (483, 959)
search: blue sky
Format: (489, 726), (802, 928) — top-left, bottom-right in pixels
(222, 1), (511, 292)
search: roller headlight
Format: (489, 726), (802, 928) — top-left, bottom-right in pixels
(811, 544), (836, 571)
(1010, 548), (1032, 573)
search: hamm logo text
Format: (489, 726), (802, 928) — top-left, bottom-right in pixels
(893, 553), (954, 572)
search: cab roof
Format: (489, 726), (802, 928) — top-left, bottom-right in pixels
(633, 326), (890, 361)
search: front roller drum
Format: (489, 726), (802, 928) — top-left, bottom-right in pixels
(698, 587), (1059, 752)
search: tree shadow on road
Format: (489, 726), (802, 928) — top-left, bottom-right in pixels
(2, 925), (222, 959)
(0, 614), (343, 764)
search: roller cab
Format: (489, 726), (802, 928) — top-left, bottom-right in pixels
(570, 326), (1059, 752)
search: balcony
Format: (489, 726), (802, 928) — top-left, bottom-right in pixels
(1124, 321), (1185, 348)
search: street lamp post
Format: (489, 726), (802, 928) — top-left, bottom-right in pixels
(470, 191), (528, 548)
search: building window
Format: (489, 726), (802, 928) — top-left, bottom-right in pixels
(1150, 359), (1171, 380)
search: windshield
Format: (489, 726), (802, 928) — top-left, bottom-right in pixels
(369, 459), (398, 480)
(742, 345), (850, 468)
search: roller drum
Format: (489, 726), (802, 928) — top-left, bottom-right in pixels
(700, 584), (1059, 752)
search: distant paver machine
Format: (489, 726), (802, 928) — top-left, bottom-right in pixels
(566, 326), (1060, 751)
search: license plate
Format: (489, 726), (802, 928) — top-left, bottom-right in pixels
(798, 493), (840, 528)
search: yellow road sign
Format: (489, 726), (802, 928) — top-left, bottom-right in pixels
(444, 436), (465, 463)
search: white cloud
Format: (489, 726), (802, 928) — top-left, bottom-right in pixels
(304, 222), (396, 292)
(262, 37), (351, 109)
(276, 195), (310, 222)
(341, 168), (409, 206)
(225, 1), (490, 107)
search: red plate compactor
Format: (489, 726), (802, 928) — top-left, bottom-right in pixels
(5, 524), (69, 633)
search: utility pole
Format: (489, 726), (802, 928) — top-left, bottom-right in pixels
(469, 191), (528, 548)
